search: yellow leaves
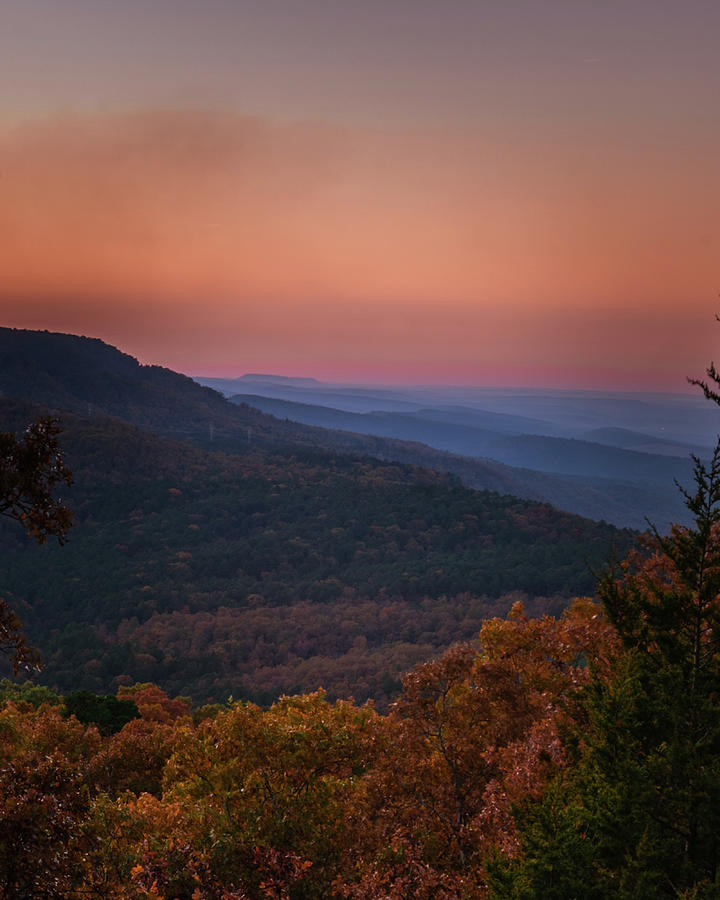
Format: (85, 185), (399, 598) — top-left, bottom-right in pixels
(158, 691), (376, 889)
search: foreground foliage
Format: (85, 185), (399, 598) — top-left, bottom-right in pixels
(3, 445), (719, 897)
(3, 445), (718, 897)
(0, 599), (613, 899)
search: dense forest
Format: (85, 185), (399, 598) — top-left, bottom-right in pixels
(0, 329), (635, 704)
(0, 397), (629, 705)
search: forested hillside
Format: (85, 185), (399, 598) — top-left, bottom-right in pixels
(6, 469), (720, 898)
(230, 392), (694, 530)
(0, 396), (632, 704)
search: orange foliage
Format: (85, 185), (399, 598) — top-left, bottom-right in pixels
(118, 682), (191, 724)
(334, 599), (619, 896)
(0, 605), (620, 897)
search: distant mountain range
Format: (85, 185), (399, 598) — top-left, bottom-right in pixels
(188, 370), (720, 531)
(13, 328), (703, 513)
(2, 326), (707, 530)
(228, 393), (696, 480)
(196, 374), (720, 448)
(221, 393), (698, 531)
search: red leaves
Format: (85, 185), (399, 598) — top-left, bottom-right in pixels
(254, 846), (313, 899)
(0, 704), (99, 896)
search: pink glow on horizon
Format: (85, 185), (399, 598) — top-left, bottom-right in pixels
(185, 360), (701, 394)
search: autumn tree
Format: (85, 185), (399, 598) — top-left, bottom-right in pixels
(117, 682), (191, 725)
(0, 417), (72, 672)
(124, 691), (378, 898)
(0, 701), (100, 898)
(335, 600), (618, 897)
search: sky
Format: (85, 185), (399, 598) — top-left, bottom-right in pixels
(1, 0), (719, 390)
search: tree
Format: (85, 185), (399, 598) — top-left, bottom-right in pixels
(493, 442), (720, 897)
(0, 417), (72, 544)
(129, 691), (378, 898)
(336, 600), (617, 897)
(0, 417), (72, 672)
(0, 701), (99, 898)
(63, 690), (140, 736)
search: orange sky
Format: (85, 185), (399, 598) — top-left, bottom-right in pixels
(1, 2), (719, 389)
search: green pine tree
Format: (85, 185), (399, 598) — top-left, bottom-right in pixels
(491, 441), (720, 898)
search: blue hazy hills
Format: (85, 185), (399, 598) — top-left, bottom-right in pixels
(196, 375), (719, 531)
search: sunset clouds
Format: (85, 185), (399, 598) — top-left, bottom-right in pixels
(1, 2), (719, 387)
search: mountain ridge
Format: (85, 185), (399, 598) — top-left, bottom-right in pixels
(0, 326), (693, 529)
